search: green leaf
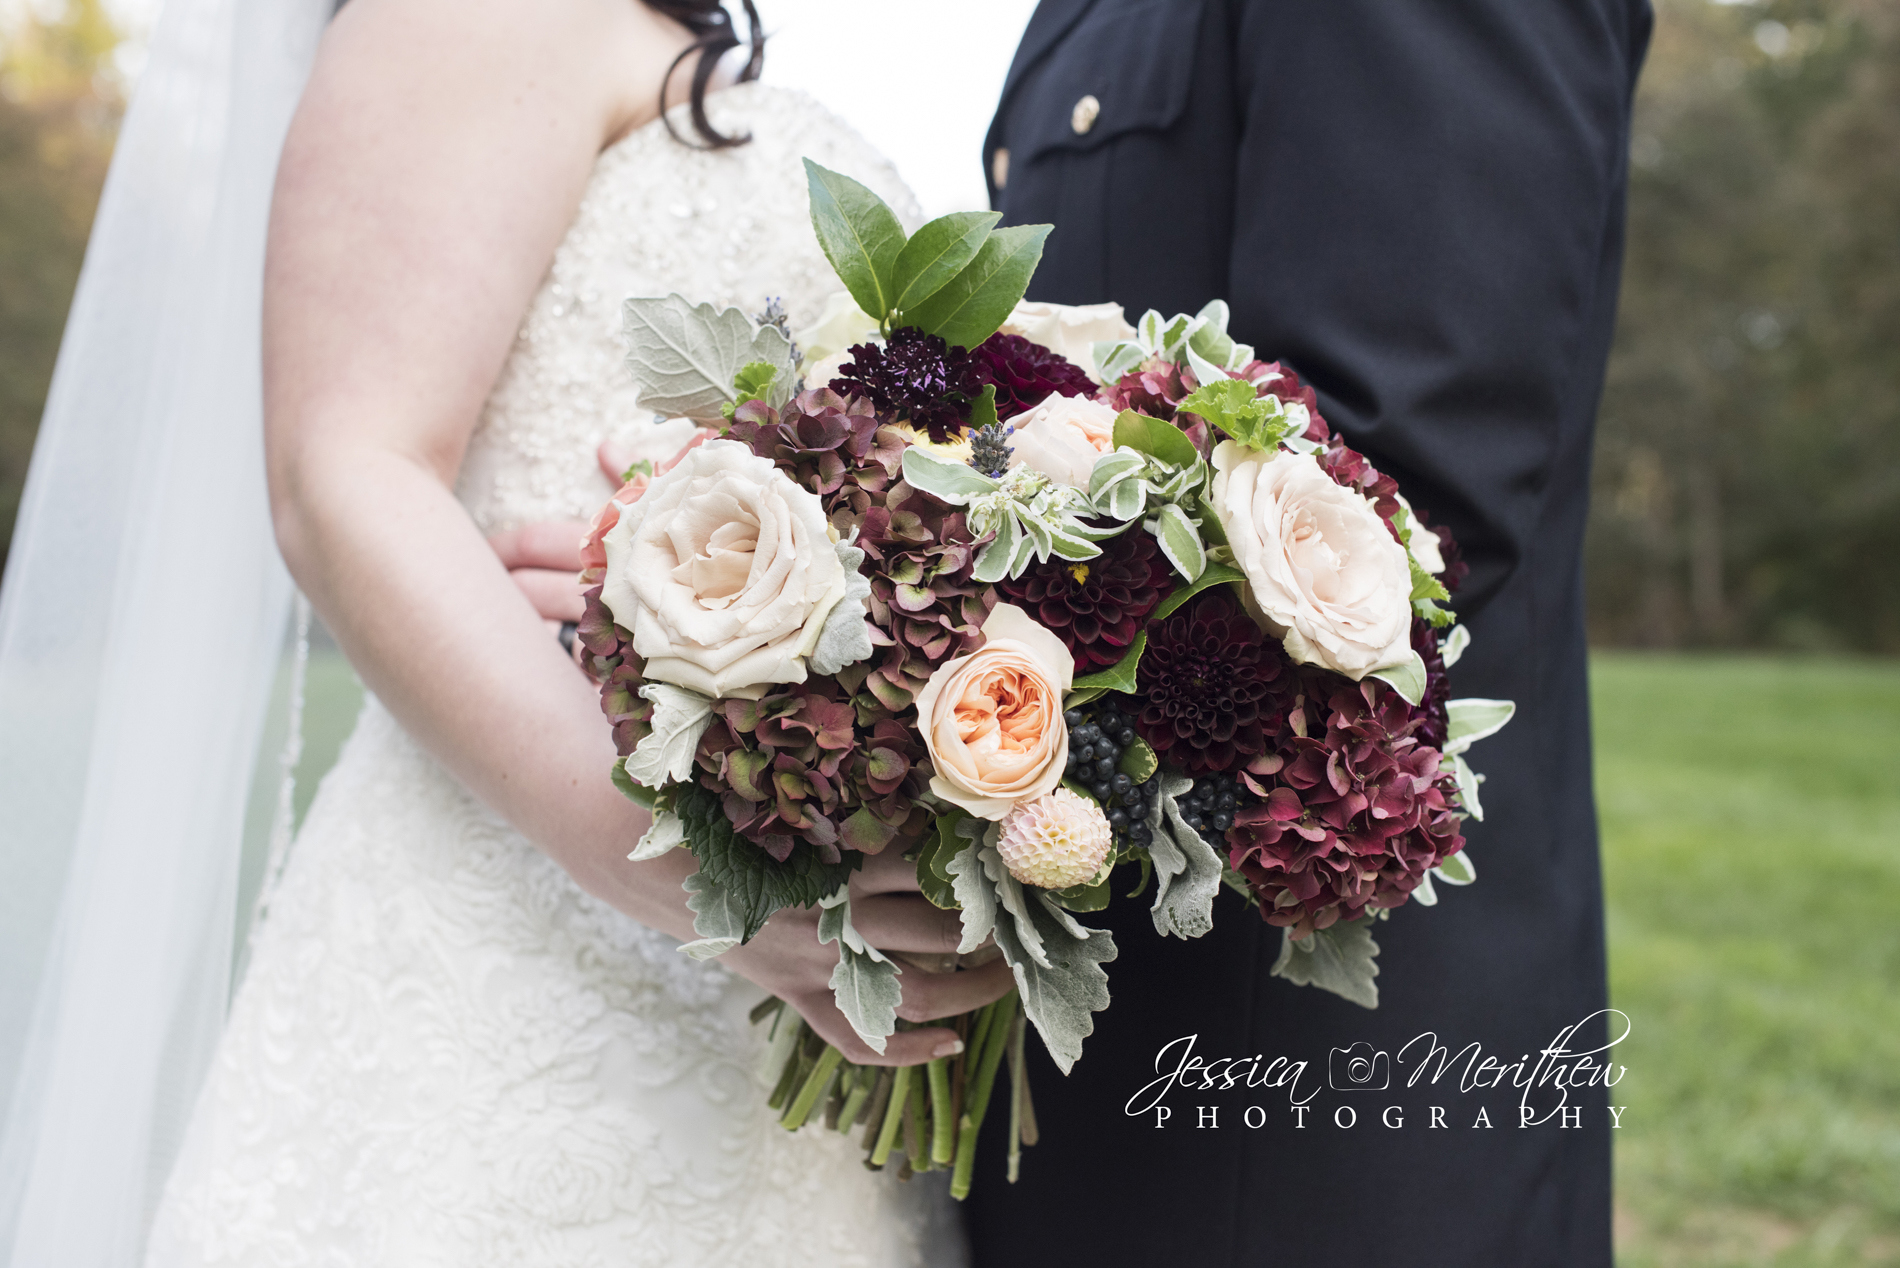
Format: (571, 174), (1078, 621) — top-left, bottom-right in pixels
(1368, 652), (1428, 706)
(622, 295), (796, 421)
(803, 159), (908, 320)
(1151, 562), (1246, 620)
(1116, 735), (1158, 783)
(611, 760), (659, 809)
(1152, 502), (1207, 581)
(913, 815), (966, 909)
(1186, 298), (1235, 366)
(1070, 630), (1146, 696)
(902, 224), (1051, 350)
(675, 781), (857, 942)
(1048, 875), (1112, 912)
(1444, 697), (1516, 756)
(966, 382), (999, 433)
(722, 361), (782, 418)
(1111, 410), (1199, 468)
(1434, 851), (1477, 886)
(1271, 921), (1380, 1009)
(901, 445), (996, 503)
(890, 210), (999, 314)
(1087, 449), (1146, 501)
(1175, 377), (1275, 442)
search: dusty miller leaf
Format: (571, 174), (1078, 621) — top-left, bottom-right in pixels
(993, 893), (1116, 1075)
(628, 808), (687, 862)
(808, 540), (874, 676)
(623, 683), (715, 789)
(622, 294), (794, 421)
(948, 818), (997, 953)
(1270, 922), (1380, 1009)
(817, 889), (901, 1054)
(1142, 774), (1223, 940)
(678, 870), (747, 960)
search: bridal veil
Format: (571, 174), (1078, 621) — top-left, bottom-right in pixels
(0, 0), (331, 1261)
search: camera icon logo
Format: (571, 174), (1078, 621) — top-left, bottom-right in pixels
(1328, 1042), (1390, 1091)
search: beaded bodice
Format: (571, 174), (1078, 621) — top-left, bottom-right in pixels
(454, 81), (919, 533)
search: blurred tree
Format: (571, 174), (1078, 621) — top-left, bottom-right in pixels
(1591, 0), (1900, 652)
(0, 0), (120, 579)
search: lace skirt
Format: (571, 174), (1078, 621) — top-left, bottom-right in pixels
(146, 699), (964, 1268)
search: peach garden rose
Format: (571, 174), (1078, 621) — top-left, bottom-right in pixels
(1004, 393), (1120, 490)
(914, 603), (1074, 820)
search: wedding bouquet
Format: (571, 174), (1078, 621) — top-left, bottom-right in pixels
(576, 162), (1514, 1195)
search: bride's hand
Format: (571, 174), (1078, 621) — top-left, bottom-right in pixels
(724, 849), (1016, 1067)
(489, 442), (644, 635)
(489, 519), (590, 642)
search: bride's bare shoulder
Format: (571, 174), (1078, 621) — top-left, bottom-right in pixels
(316, 0), (695, 154)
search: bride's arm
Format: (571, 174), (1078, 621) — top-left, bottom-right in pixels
(265, 0), (1000, 1063)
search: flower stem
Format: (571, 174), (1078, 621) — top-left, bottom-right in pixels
(860, 1066), (897, 1153)
(927, 1056), (955, 1165)
(905, 1062), (928, 1169)
(766, 1019), (809, 1112)
(950, 993), (1019, 1200)
(1005, 1006), (1026, 1183)
(781, 1044), (843, 1131)
(837, 1064), (873, 1132)
(871, 1064), (911, 1167)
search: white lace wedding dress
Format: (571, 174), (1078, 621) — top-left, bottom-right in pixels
(145, 84), (965, 1268)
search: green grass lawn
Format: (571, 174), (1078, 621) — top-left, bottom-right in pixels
(247, 648), (1900, 1263)
(1595, 654), (1900, 1268)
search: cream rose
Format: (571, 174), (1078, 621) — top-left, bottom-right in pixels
(1000, 301), (1136, 382)
(915, 604), (1073, 820)
(794, 291), (879, 364)
(1004, 394), (1119, 489)
(1209, 442), (1414, 679)
(599, 439), (850, 698)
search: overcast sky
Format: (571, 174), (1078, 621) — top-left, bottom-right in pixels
(756, 0), (1039, 218)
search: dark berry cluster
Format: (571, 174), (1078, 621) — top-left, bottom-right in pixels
(1174, 770), (1251, 841)
(1063, 702), (1159, 851)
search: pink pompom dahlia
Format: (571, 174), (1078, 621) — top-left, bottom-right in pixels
(997, 789), (1113, 891)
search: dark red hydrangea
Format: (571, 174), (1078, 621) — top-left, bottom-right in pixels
(830, 327), (979, 443)
(1133, 589), (1295, 777)
(966, 332), (1096, 421)
(996, 528), (1173, 673)
(577, 585), (653, 759)
(855, 484), (994, 711)
(1227, 674), (1465, 938)
(1104, 358), (1193, 420)
(726, 389), (904, 529)
(694, 681), (933, 862)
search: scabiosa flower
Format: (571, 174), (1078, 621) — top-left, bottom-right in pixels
(830, 327), (979, 443)
(996, 789), (1113, 890)
(1134, 589), (1295, 776)
(966, 332), (1096, 421)
(996, 528), (1172, 673)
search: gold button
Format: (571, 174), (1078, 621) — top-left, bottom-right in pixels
(1071, 94), (1101, 135)
(991, 147), (1010, 189)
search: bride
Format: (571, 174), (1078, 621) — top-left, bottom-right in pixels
(3, 0), (1008, 1263)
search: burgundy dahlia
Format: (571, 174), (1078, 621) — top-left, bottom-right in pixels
(1227, 674), (1465, 938)
(967, 332), (1097, 421)
(996, 528), (1173, 673)
(830, 327), (979, 443)
(1133, 589), (1294, 777)
(1410, 617), (1452, 750)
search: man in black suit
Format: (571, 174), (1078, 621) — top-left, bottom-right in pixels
(964, 2), (1650, 1264)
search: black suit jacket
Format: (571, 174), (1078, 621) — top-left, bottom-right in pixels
(963, 3), (1650, 1265)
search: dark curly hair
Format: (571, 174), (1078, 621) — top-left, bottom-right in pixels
(645, 0), (766, 149)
